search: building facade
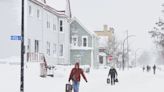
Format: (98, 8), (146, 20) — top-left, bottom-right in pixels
(26, 0), (71, 65)
(94, 25), (114, 67)
(0, 0), (71, 65)
(70, 17), (99, 68)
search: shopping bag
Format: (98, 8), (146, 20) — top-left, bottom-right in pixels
(65, 83), (72, 92)
(114, 78), (118, 82)
(107, 78), (110, 84)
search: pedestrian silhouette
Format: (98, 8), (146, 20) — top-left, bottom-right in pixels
(146, 65), (151, 72)
(142, 66), (145, 72)
(68, 62), (88, 92)
(153, 64), (156, 75)
(108, 66), (118, 85)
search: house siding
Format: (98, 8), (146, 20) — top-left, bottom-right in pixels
(26, 0), (70, 65)
(70, 19), (99, 68)
(70, 21), (92, 47)
(0, 0), (70, 65)
(70, 50), (91, 65)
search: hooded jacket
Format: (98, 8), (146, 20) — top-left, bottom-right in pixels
(68, 63), (87, 82)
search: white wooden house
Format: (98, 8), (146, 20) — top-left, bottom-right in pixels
(0, 0), (71, 65)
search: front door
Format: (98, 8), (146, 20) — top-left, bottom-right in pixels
(99, 56), (104, 64)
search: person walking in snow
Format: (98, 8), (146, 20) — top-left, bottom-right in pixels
(153, 64), (156, 75)
(68, 62), (88, 92)
(142, 66), (145, 72)
(146, 65), (150, 72)
(108, 66), (118, 85)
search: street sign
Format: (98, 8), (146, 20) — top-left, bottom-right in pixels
(108, 55), (112, 61)
(10, 35), (22, 40)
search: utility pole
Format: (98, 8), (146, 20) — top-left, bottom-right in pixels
(122, 35), (135, 70)
(122, 41), (125, 70)
(127, 30), (129, 69)
(21, 0), (25, 92)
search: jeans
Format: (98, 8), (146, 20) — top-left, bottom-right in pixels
(73, 81), (80, 92)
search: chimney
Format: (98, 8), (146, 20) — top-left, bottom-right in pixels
(103, 25), (108, 31)
(66, 0), (72, 18)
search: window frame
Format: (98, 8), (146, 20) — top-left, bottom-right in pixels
(46, 41), (50, 55)
(72, 35), (78, 46)
(59, 44), (63, 56)
(53, 43), (57, 56)
(46, 14), (50, 29)
(59, 20), (63, 32)
(82, 36), (88, 47)
(28, 5), (32, 16)
(34, 40), (39, 53)
(36, 9), (41, 19)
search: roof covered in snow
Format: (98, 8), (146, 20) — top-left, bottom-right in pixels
(46, 0), (67, 11)
(37, 0), (46, 4)
(34, 0), (71, 17)
(70, 17), (97, 37)
(30, 0), (71, 17)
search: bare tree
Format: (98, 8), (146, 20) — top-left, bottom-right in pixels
(149, 18), (164, 49)
(106, 34), (122, 66)
(148, 3), (164, 64)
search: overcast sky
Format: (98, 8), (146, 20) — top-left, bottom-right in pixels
(67, 0), (164, 51)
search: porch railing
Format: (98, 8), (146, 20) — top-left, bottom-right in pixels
(27, 52), (44, 62)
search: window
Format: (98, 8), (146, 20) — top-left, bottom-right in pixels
(47, 21), (49, 28)
(83, 38), (87, 46)
(46, 42), (50, 55)
(37, 9), (40, 19)
(72, 36), (78, 46)
(27, 39), (31, 61)
(34, 40), (39, 53)
(60, 20), (63, 32)
(27, 39), (31, 52)
(53, 18), (56, 31)
(53, 43), (56, 56)
(47, 15), (50, 29)
(53, 24), (56, 31)
(82, 36), (88, 47)
(59, 44), (63, 56)
(29, 5), (32, 16)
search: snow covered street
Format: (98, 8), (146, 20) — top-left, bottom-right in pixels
(0, 63), (164, 92)
(1, 1), (164, 92)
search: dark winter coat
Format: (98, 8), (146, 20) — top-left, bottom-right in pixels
(108, 68), (117, 78)
(153, 65), (156, 70)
